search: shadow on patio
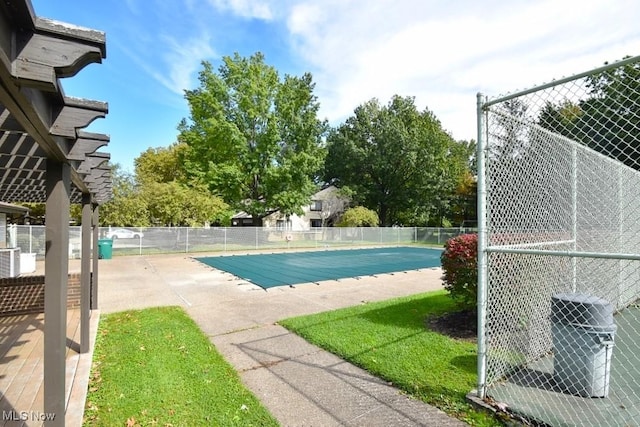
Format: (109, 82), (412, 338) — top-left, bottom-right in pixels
(0, 309), (99, 426)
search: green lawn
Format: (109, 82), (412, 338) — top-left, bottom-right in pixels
(279, 290), (502, 426)
(83, 306), (278, 427)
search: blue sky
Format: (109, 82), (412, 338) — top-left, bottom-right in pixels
(32, 0), (640, 173)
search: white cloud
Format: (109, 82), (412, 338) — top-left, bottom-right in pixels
(117, 30), (216, 97)
(208, 0), (273, 20)
(155, 34), (217, 95)
(280, 0), (640, 141)
(287, 3), (323, 36)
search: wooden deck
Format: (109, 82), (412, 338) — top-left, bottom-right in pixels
(0, 309), (99, 426)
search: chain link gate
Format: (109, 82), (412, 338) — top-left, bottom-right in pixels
(477, 55), (640, 426)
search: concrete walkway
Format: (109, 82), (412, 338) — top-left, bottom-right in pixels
(93, 252), (467, 426)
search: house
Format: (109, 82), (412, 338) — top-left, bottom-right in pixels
(264, 185), (349, 231)
(231, 185), (350, 230)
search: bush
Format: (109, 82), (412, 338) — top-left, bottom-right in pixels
(336, 206), (379, 227)
(441, 233), (478, 310)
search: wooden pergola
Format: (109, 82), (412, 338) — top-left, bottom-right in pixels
(0, 1), (111, 425)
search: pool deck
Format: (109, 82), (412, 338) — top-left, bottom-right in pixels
(92, 250), (466, 426)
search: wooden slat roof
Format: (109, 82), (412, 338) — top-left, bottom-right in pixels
(0, 0), (111, 205)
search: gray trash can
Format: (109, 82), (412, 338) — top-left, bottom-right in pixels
(551, 293), (616, 397)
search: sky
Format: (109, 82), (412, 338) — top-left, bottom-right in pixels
(31, 0), (640, 173)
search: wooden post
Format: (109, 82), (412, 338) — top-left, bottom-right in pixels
(80, 193), (92, 353)
(91, 204), (100, 309)
(44, 160), (70, 426)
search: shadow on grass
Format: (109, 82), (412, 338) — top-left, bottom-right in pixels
(451, 354), (477, 374)
(279, 291), (496, 425)
(357, 292), (457, 329)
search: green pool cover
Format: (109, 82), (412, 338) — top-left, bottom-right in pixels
(196, 246), (442, 289)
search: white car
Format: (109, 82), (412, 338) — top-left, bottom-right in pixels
(106, 228), (143, 239)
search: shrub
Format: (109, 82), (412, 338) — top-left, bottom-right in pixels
(336, 206), (379, 227)
(441, 233), (478, 310)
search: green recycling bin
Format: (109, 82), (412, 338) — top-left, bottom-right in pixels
(97, 238), (113, 259)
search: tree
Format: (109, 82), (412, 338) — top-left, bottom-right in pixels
(580, 58), (640, 167)
(142, 181), (230, 227)
(135, 143), (187, 185)
(324, 95), (467, 226)
(133, 144), (230, 226)
(538, 58), (640, 168)
(318, 186), (352, 227)
(99, 164), (150, 227)
(449, 169), (477, 227)
(178, 52), (327, 225)
(491, 98), (530, 160)
(336, 206), (379, 227)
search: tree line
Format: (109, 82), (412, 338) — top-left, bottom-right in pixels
(21, 55), (636, 227)
(81, 52), (482, 227)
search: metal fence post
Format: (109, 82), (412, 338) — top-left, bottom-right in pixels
(476, 92), (488, 400)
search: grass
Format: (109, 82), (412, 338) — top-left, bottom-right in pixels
(83, 306), (278, 427)
(279, 290), (502, 426)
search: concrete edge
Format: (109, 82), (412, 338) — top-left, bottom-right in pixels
(65, 309), (100, 425)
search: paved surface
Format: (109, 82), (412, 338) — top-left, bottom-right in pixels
(86, 251), (467, 426)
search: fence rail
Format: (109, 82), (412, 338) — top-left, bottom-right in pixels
(8, 225), (476, 258)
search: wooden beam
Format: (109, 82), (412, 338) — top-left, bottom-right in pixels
(13, 18), (104, 91)
(77, 152), (109, 174)
(50, 98), (108, 138)
(0, 3), (111, 203)
(67, 131), (109, 160)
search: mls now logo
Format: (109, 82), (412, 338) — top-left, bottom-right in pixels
(2, 411), (55, 421)
(2, 411), (28, 421)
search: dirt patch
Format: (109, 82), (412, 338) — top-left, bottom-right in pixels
(427, 310), (477, 342)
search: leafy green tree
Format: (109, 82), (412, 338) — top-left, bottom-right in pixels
(142, 181), (230, 227)
(324, 95), (466, 226)
(132, 144), (231, 226)
(18, 202), (45, 224)
(135, 143), (187, 185)
(539, 58), (640, 168)
(491, 98), (530, 160)
(446, 140), (477, 226)
(178, 52), (327, 225)
(99, 164), (150, 227)
(336, 206), (379, 227)
(580, 58), (640, 167)
(449, 170), (477, 227)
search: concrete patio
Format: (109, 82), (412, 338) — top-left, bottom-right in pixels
(91, 251), (466, 426)
(2, 249), (466, 426)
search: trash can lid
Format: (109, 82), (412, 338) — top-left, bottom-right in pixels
(551, 293), (615, 328)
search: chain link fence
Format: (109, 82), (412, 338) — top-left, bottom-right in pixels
(477, 55), (640, 426)
(9, 225), (474, 258)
